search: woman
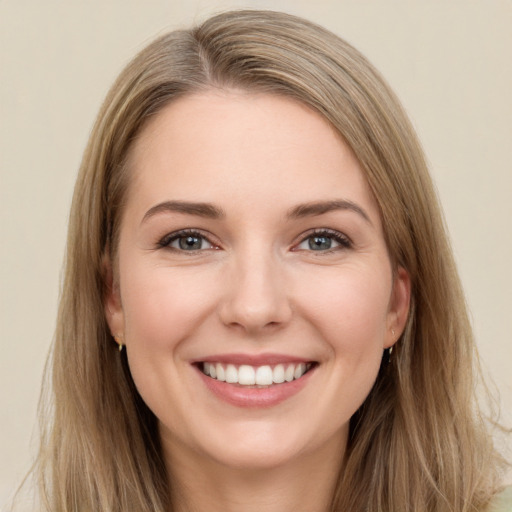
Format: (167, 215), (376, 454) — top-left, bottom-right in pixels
(25, 9), (509, 512)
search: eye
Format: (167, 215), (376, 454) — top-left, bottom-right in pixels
(295, 229), (351, 252)
(158, 230), (216, 251)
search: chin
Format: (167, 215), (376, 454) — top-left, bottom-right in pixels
(188, 417), (346, 473)
(208, 440), (308, 471)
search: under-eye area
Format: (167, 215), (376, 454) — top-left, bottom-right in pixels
(198, 362), (318, 387)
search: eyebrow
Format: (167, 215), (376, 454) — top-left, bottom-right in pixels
(141, 201), (226, 224)
(141, 198), (372, 225)
(287, 199), (372, 224)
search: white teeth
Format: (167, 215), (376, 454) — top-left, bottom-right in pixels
(238, 365), (256, 385)
(202, 362), (312, 386)
(225, 364), (238, 383)
(294, 363), (306, 379)
(272, 364), (285, 384)
(256, 365), (273, 386)
(216, 363), (226, 381)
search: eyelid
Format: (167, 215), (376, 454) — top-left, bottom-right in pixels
(157, 228), (220, 251)
(156, 227), (351, 252)
(292, 228), (352, 251)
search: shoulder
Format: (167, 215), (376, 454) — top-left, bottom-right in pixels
(489, 487), (512, 512)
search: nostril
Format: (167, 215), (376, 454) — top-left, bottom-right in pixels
(217, 267), (292, 331)
(219, 300), (293, 333)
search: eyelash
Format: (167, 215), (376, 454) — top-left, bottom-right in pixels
(157, 229), (217, 252)
(294, 229), (352, 253)
(157, 228), (352, 253)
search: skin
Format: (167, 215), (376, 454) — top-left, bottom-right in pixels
(106, 90), (410, 512)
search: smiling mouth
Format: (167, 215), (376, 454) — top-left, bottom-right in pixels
(199, 362), (316, 387)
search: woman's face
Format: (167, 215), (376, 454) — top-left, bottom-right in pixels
(106, 91), (409, 472)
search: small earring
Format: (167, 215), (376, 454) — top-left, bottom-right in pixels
(389, 329), (397, 357)
(383, 345), (393, 364)
(114, 334), (124, 352)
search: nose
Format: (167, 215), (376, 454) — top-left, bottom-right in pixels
(218, 250), (293, 334)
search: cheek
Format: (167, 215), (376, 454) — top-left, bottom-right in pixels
(295, 264), (391, 355)
(120, 262), (219, 349)
(117, 263), (221, 419)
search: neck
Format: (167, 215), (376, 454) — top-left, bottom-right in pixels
(164, 435), (345, 512)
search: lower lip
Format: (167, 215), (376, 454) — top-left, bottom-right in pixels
(195, 366), (316, 408)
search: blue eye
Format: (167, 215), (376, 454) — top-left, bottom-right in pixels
(307, 235), (334, 251)
(296, 230), (351, 252)
(159, 230), (214, 251)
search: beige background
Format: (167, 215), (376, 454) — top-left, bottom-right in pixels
(1, 0), (511, 506)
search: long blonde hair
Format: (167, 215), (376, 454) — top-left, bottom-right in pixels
(29, 10), (506, 511)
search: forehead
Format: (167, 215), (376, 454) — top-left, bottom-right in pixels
(125, 90), (380, 223)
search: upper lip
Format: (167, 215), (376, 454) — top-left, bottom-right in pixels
(190, 353), (315, 366)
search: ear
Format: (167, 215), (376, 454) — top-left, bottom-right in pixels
(385, 266), (411, 349)
(102, 253), (125, 343)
